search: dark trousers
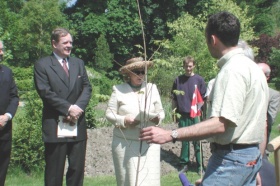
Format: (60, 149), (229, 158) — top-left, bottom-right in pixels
(44, 140), (87, 186)
(178, 114), (204, 169)
(0, 140), (11, 186)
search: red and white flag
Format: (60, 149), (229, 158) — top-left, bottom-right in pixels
(190, 85), (204, 118)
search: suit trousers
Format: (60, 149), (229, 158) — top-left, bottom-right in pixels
(0, 140), (12, 186)
(44, 140), (87, 186)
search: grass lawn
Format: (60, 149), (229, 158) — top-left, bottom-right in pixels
(5, 168), (201, 186)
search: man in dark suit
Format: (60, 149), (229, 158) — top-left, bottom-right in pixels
(0, 40), (19, 186)
(34, 28), (92, 186)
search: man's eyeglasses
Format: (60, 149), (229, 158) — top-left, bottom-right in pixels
(132, 70), (145, 75)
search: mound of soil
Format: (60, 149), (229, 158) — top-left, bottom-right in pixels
(84, 123), (211, 177)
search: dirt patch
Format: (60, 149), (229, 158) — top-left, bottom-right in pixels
(84, 123), (211, 177)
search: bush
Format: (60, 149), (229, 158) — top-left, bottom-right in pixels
(11, 91), (44, 172)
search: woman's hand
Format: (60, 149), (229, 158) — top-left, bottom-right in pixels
(124, 115), (140, 127)
(150, 115), (160, 124)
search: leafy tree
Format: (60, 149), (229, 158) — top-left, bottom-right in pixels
(7, 0), (69, 67)
(66, 0), (188, 70)
(236, 0), (278, 36)
(271, 0), (280, 33)
(250, 33), (280, 63)
(94, 35), (114, 72)
(0, 1), (20, 61)
(270, 47), (280, 89)
(150, 0), (256, 96)
(12, 67), (34, 99)
(65, 0), (109, 62)
(251, 33), (280, 87)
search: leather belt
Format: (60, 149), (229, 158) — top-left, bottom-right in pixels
(211, 143), (258, 150)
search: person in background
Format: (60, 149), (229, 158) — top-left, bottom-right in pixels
(237, 40), (255, 60)
(257, 62), (279, 186)
(171, 56), (207, 174)
(140, 11), (269, 185)
(237, 41), (277, 186)
(0, 40), (19, 186)
(106, 57), (165, 186)
(34, 28), (92, 186)
(258, 63), (280, 144)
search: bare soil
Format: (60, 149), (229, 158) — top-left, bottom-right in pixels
(84, 123), (211, 177)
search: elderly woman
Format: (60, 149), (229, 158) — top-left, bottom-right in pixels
(106, 57), (165, 186)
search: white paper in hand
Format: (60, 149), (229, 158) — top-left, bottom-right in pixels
(57, 116), (77, 138)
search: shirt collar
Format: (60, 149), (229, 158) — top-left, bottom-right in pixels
(53, 52), (68, 63)
(217, 48), (244, 68)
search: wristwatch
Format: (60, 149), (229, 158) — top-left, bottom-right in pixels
(171, 129), (178, 143)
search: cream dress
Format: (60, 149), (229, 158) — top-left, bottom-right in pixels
(106, 83), (165, 186)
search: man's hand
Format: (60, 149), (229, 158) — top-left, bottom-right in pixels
(139, 126), (172, 144)
(63, 116), (77, 126)
(0, 114), (9, 130)
(195, 178), (202, 186)
(68, 105), (83, 120)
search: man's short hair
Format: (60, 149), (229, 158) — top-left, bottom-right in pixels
(51, 28), (71, 43)
(182, 56), (195, 66)
(206, 11), (240, 47)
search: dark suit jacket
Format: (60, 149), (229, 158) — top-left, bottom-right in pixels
(267, 87), (280, 127)
(34, 54), (92, 143)
(0, 65), (19, 140)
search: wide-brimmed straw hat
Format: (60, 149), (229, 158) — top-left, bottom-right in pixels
(119, 57), (153, 74)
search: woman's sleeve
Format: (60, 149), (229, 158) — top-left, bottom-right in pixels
(153, 84), (165, 125)
(105, 86), (126, 128)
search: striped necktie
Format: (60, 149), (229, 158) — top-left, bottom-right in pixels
(62, 58), (69, 77)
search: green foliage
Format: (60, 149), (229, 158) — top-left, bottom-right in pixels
(94, 34), (114, 72)
(159, 97), (175, 124)
(85, 67), (120, 128)
(150, 0), (256, 94)
(66, 0), (189, 67)
(250, 33), (280, 63)
(236, 0), (278, 36)
(206, 0), (255, 42)
(85, 92), (98, 129)
(271, 1), (280, 33)
(269, 47), (280, 89)
(11, 91), (44, 172)
(11, 67), (33, 98)
(172, 90), (185, 95)
(6, 0), (69, 67)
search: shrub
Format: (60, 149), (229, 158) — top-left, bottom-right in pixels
(11, 91), (44, 172)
